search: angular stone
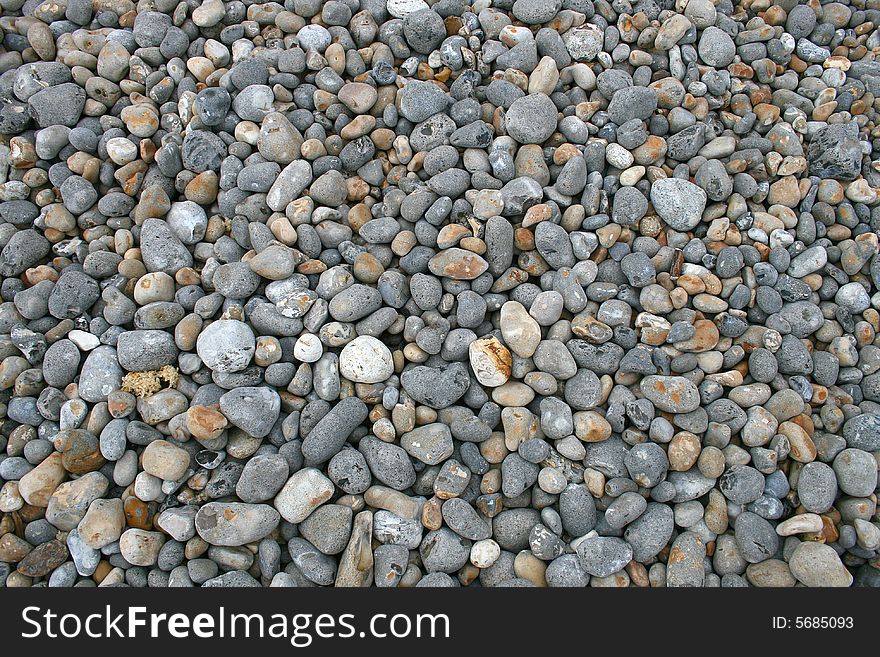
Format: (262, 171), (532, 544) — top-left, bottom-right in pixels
(400, 423), (454, 465)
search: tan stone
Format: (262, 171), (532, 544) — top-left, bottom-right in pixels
(119, 528), (166, 567)
(513, 550), (547, 587)
(0, 533), (32, 562)
(142, 439), (191, 481)
(573, 411), (612, 442)
(45, 471), (109, 531)
(779, 421), (816, 463)
(776, 513), (824, 536)
(186, 405), (228, 441)
(668, 432), (701, 471)
(18, 452), (66, 507)
(79, 498), (126, 549)
(427, 248), (489, 280)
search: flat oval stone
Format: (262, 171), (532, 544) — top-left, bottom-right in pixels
(428, 248), (489, 280)
(639, 375), (701, 413)
(119, 528), (166, 566)
(788, 541), (853, 587)
(195, 502), (280, 546)
(16, 539), (68, 577)
(576, 536), (633, 577)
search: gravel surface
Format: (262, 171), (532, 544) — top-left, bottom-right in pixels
(0, 0), (879, 589)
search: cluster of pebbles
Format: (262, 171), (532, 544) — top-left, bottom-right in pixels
(1, 0), (879, 589)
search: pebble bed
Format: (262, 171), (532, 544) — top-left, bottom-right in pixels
(0, 0), (879, 589)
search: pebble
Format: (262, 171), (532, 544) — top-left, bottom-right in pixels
(501, 301), (542, 358)
(576, 536), (633, 578)
(734, 512), (779, 564)
(119, 529), (166, 567)
(196, 320), (255, 373)
(195, 503), (281, 547)
(274, 468), (334, 524)
(0, 0), (876, 592)
(832, 449), (878, 497)
(640, 376), (700, 413)
(666, 532), (706, 587)
(219, 387), (280, 438)
(302, 396), (369, 463)
(789, 542), (854, 587)
(18, 452), (65, 507)
(339, 336), (394, 383)
(505, 94), (558, 145)
(469, 336), (512, 387)
(649, 178), (708, 232)
(400, 423), (453, 466)
(399, 80), (448, 123)
(142, 440), (190, 482)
